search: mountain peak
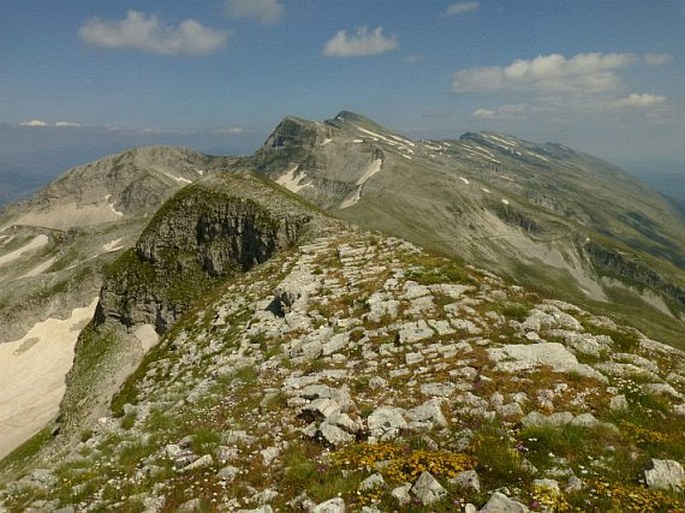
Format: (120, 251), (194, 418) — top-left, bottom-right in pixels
(327, 110), (388, 133)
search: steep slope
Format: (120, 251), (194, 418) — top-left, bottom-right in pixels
(2, 206), (684, 512)
(56, 171), (326, 437)
(0, 146), (230, 459)
(250, 112), (685, 349)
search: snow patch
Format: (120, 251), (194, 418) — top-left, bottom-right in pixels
(322, 138), (333, 146)
(0, 235), (49, 267)
(105, 194), (124, 217)
(340, 159), (383, 209)
(501, 199), (510, 205)
(528, 152), (549, 162)
(103, 237), (125, 253)
(0, 298), (99, 459)
(482, 188), (491, 193)
(355, 159), (383, 186)
(459, 177), (470, 185)
(353, 139), (364, 143)
(276, 166), (313, 193)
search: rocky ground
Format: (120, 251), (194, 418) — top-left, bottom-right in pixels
(1, 227), (684, 512)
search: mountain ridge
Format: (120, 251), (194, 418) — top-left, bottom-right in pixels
(0, 112), (684, 512)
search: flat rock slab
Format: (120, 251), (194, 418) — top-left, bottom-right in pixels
(487, 342), (605, 381)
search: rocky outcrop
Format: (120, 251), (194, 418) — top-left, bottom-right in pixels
(584, 240), (685, 309)
(95, 173), (313, 334)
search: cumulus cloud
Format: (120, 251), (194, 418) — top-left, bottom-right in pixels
(323, 26), (398, 58)
(20, 119), (85, 128)
(79, 10), (229, 56)
(645, 53), (671, 66)
(452, 52), (636, 95)
(443, 2), (479, 17)
(471, 104), (527, 120)
(20, 119), (49, 127)
(615, 93), (666, 108)
(224, 0), (284, 24)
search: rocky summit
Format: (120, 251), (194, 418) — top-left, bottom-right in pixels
(0, 113), (684, 513)
(1, 168), (684, 512)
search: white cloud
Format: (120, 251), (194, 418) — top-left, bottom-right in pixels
(472, 103), (527, 120)
(79, 10), (229, 56)
(443, 2), (479, 17)
(214, 127), (245, 135)
(615, 93), (666, 108)
(20, 119), (49, 127)
(452, 52), (636, 95)
(645, 53), (671, 66)
(20, 120), (87, 128)
(224, 0), (284, 24)
(323, 26), (398, 58)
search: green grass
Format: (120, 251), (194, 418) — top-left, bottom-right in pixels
(0, 428), (53, 475)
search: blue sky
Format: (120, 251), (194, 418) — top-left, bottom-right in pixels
(1, 0), (684, 174)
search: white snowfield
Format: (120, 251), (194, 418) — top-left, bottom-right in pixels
(105, 194), (124, 217)
(0, 298), (99, 459)
(276, 165), (313, 193)
(356, 127), (415, 156)
(14, 202), (126, 230)
(103, 237), (126, 253)
(0, 234), (49, 267)
(340, 159), (383, 209)
(459, 177), (470, 185)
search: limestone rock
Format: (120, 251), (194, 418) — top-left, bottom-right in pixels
(367, 406), (408, 440)
(359, 473), (386, 490)
(312, 497), (346, 513)
(411, 471), (446, 504)
(451, 469), (481, 492)
(478, 492), (529, 513)
(644, 459), (685, 491)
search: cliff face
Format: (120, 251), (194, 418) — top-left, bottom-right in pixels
(96, 173), (313, 334)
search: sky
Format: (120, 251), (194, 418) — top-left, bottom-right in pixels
(1, 0), (684, 178)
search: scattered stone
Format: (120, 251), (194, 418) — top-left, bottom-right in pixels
(609, 394), (628, 411)
(411, 471), (446, 504)
(478, 491), (529, 512)
(218, 465), (240, 481)
(566, 476), (584, 493)
(451, 469), (481, 492)
(319, 423), (355, 446)
(488, 343), (605, 381)
(406, 399), (448, 429)
(398, 320), (434, 344)
(644, 459), (685, 491)
(178, 499), (201, 512)
(533, 478), (560, 494)
(181, 454), (213, 471)
(391, 483), (412, 506)
(237, 506), (274, 513)
(359, 473), (386, 490)
(260, 447), (280, 466)
(312, 497), (346, 513)
(367, 406), (408, 440)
